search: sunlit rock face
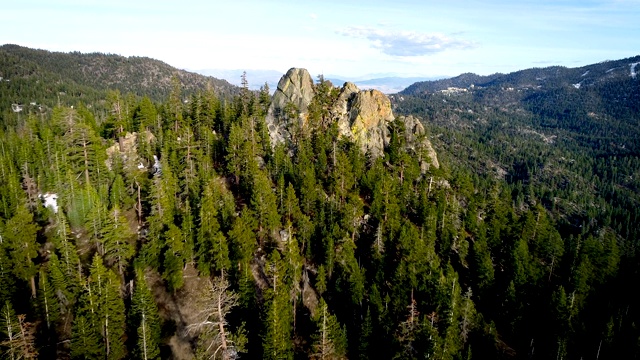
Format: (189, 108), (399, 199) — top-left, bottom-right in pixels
(343, 88), (394, 158)
(267, 68), (438, 167)
(265, 68), (315, 145)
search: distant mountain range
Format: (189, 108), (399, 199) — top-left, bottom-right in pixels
(401, 57), (640, 95)
(194, 68), (444, 94)
(393, 54), (640, 154)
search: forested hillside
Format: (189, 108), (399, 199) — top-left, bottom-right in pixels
(0, 45), (239, 118)
(392, 56), (640, 358)
(1, 48), (639, 360)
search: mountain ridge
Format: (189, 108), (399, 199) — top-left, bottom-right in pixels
(0, 44), (240, 112)
(401, 55), (640, 95)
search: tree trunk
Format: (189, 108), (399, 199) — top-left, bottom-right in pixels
(217, 290), (228, 360)
(30, 276), (36, 298)
(82, 135), (90, 185)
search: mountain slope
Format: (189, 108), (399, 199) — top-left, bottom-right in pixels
(393, 54), (640, 246)
(397, 55), (640, 152)
(0, 44), (240, 112)
(402, 56), (640, 95)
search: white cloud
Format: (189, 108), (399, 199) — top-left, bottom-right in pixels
(337, 26), (476, 57)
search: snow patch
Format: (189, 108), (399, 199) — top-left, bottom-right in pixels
(581, 70), (589, 77)
(39, 193), (59, 213)
(631, 62), (640, 79)
(606, 68), (616, 73)
(152, 155), (161, 175)
(573, 83), (581, 89)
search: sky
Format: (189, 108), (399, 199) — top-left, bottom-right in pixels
(2, 0), (639, 79)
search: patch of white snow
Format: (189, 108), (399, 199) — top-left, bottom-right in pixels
(573, 82), (581, 89)
(581, 70), (589, 77)
(631, 62), (640, 79)
(152, 155), (161, 175)
(40, 193), (59, 213)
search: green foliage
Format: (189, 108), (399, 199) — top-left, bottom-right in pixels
(262, 251), (293, 360)
(1, 52), (639, 359)
(1, 204), (39, 296)
(73, 256), (127, 359)
(196, 178), (230, 276)
(130, 270), (161, 360)
(311, 299), (347, 359)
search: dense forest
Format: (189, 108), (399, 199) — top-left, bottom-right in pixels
(1, 47), (640, 360)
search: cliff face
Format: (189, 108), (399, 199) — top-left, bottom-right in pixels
(266, 68), (438, 168)
(265, 68), (315, 145)
(345, 89), (394, 158)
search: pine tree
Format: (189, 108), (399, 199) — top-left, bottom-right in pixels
(52, 212), (82, 300)
(37, 269), (61, 331)
(130, 270), (161, 360)
(0, 243), (17, 306)
(228, 209), (257, 278)
(71, 315), (104, 359)
(225, 122), (245, 186)
(2, 204), (39, 298)
(395, 291), (420, 360)
(163, 224), (185, 292)
(74, 256), (127, 360)
(262, 251), (293, 360)
(311, 299), (347, 360)
(102, 207), (135, 276)
(250, 170), (280, 245)
(1, 301), (20, 360)
(63, 119), (104, 186)
(197, 179), (230, 276)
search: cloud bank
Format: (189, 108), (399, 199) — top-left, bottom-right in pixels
(337, 26), (476, 56)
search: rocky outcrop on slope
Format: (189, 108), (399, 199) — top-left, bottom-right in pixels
(342, 89), (394, 158)
(397, 115), (440, 170)
(265, 68), (315, 145)
(266, 68), (438, 167)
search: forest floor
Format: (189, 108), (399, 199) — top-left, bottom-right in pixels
(146, 264), (205, 360)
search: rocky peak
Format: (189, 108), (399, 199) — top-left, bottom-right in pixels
(344, 89), (394, 158)
(266, 68), (438, 167)
(265, 68), (315, 145)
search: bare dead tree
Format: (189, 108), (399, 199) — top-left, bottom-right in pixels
(1, 314), (38, 360)
(184, 277), (240, 360)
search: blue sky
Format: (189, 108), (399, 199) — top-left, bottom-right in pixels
(2, 0), (639, 78)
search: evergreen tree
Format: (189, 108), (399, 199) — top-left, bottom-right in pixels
(73, 256), (127, 360)
(102, 207), (135, 276)
(197, 179), (230, 276)
(250, 170), (280, 245)
(162, 224), (185, 292)
(2, 204), (39, 298)
(130, 270), (161, 360)
(311, 299), (347, 360)
(71, 315), (104, 359)
(262, 251), (293, 360)
(36, 269), (61, 331)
